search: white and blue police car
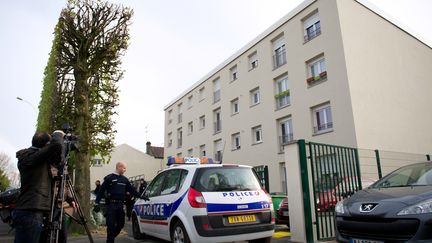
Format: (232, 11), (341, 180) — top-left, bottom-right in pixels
(131, 157), (275, 243)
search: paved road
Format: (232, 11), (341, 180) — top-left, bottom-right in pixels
(1, 220), (290, 243)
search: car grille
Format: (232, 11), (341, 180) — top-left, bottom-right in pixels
(337, 217), (420, 242)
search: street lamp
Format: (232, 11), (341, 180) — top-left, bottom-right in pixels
(16, 96), (37, 114)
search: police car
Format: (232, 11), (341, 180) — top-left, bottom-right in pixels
(131, 157), (275, 243)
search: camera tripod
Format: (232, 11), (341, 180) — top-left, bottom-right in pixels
(47, 135), (94, 243)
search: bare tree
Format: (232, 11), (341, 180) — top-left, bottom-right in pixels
(0, 152), (12, 191)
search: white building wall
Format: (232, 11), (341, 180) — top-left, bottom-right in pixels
(337, 0), (432, 154)
(90, 144), (164, 190)
(164, 0), (432, 193)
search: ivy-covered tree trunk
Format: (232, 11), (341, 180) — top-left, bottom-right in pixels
(37, 0), (133, 232)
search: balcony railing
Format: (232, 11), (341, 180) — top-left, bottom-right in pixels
(213, 90), (221, 103)
(214, 151), (222, 162)
(314, 122), (333, 133)
(279, 133), (294, 151)
(307, 71), (327, 85)
(304, 26), (321, 43)
(275, 90), (290, 109)
(214, 120), (222, 134)
(273, 50), (287, 69)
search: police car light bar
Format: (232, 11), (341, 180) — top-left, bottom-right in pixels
(166, 156), (221, 166)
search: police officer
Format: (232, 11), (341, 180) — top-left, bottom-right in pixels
(94, 161), (142, 243)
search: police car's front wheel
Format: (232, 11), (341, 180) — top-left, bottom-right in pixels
(132, 214), (146, 240)
(171, 221), (190, 243)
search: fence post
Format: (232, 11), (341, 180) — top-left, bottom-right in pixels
(427, 154), (431, 161)
(298, 139), (314, 243)
(375, 149), (383, 179)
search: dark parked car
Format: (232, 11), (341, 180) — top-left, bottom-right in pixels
(335, 162), (432, 242)
(276, 197), (289, 227)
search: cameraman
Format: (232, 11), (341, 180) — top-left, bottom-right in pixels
(13, 131), (64, 243)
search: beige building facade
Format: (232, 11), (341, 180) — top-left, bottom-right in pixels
(164, 0), (432, 193)
(90, 144), (165, 190)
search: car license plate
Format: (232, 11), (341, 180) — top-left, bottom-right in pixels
(283, 211), (289, 216)
(350, 238), (384, 243)
(228, 214), (256, 224)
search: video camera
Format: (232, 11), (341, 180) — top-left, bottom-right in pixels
(61, 123), (79, 152)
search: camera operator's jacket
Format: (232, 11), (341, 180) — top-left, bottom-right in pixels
(15, 136), (63, 211)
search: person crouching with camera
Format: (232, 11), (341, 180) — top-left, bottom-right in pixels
(13, 131), (64, 243)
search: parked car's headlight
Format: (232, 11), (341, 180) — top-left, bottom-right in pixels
(335, 200), (345, 214)
(397, 199), (432, 215)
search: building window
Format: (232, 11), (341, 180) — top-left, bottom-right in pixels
(177, 127), (183, 148)
(168, 109), (173, 124)
(306, 55), (327, 85)
(177, 152), (182, 157)
(213, 108), (221, 134)
(214, 139), (223, 162)
(248, 51), (258, 71)
(199, 144), (206, 157)
(199, 87), (205, 101)
(187, 121), (193, 135)
(231, 98), (239, 115)
(199, 115), (205, 130)
(312, 103), (333, 134)
(167, 132), (173, 147)
(92, 158), (102, 167)
(272, 35), (286, 69)
(213, 78), (221, 103)
(303, 11), (321, 43)
(232, 133), (241, 150)
(278, 117), (293, 151)
(275, 75), (290, 109)
(250, 87), (260, 106)
(187, 95), (193, 109)
(230, 65), (238, 81)
(252, 125), (263, 144)
(177, 103), (183, 124)
(187, 148), (193, 157)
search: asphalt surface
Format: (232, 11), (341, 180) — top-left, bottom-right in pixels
(0, 219), (290, 243)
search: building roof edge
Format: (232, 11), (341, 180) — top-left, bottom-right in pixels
(163, 0), (316, 110)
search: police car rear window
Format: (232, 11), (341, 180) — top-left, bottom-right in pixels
(194, 167), (261, 192)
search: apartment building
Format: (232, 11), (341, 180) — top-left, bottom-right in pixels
(164, 0), (432, 193)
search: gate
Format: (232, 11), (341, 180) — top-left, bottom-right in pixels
(253, 165), (269, 192)
(300, 140), (362, 241)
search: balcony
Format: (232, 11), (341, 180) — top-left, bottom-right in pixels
(273, 50), (287, 69)
(214, 120), (222, 134)
(304, 26), (321, 43)
(213, 90), (221, 103)
(313, 122), (333, 133)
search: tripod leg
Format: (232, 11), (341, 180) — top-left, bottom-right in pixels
(66, 178), (94, 243)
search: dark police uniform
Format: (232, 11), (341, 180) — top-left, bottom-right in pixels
(95, 173), (141, 243)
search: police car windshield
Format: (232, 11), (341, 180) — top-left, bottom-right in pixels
(194, 167), (262, 192)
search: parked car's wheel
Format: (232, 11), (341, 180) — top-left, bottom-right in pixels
(248, 236), (272, 243)
(132, 214), (146, 239)
(171, 220), (190, 243)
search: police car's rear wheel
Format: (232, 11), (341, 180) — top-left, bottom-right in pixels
(171, 221), (190, 243)
(132, 214), (146, 239)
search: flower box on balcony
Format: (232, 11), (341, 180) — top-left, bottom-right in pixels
(320, 71), (327, 78)
(274, 89), (290, 98)
(307, 77), (315, 83)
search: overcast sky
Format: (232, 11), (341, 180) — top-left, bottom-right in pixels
(0, 0), (431, 173)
